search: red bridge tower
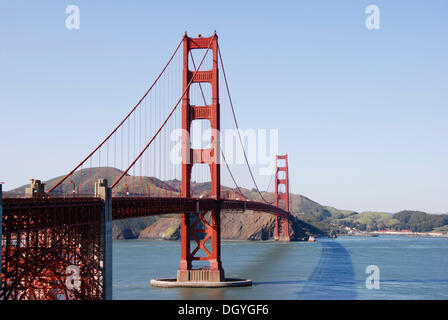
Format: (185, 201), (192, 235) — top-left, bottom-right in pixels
(177, 32), (224, 282)
(274, 154), (291, 241)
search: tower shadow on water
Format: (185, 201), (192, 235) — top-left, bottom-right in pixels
(297, 240), (356, 299)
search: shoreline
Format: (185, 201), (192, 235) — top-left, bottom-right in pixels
(339, 232), (448, 238)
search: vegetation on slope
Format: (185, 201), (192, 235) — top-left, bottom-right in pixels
(392, 211), (448, 232)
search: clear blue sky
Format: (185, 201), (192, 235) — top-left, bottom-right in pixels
(1, 1), (447, 213)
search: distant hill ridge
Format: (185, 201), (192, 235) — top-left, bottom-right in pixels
(5, 167), (345, 217)
(5, 167), (447, 238)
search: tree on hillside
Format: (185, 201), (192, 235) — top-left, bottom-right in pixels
(393, 211), (448, 232)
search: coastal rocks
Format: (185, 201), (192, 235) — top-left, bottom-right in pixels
(289, 216), (326, 240)
(113, 224), (138, 240)
(221, 212), (275, 240)
(328, 230), (338, 239)
(138, 216), (181, 240)
(113, 216), (158, 239)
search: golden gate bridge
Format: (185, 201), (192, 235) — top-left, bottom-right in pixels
(0, 32), (292, 299)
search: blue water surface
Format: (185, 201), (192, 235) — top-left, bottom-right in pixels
(112, 236), (448, 300)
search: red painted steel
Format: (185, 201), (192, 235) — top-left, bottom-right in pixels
(274, 154), (291, 241)
(1, 198), (105, 300)
(0, 196), (289, 299)
(179, 32), (224, 274)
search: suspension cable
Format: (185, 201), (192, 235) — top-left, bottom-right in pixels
(48, 36), (185, 193)
(111, 35), (215, 189)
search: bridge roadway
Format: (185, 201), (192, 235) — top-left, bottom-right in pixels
(112, 197), (289, 220)
(2, 197), (289, 233)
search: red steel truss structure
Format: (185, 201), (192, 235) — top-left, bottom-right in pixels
(0, 196), (289, 299)
(1, 198), (105, 300)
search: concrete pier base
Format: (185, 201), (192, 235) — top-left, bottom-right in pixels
(177, 269), (224, 282)
(150, 278), (252, 288)
(152, 267), (251, 288)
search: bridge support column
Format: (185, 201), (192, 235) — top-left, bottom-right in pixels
(25, 179), (46, 198)
(95, 179), (112, 300)
(274, 154), (291, 241)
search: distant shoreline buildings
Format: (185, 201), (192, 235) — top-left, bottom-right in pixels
(372, 230), (447, 237)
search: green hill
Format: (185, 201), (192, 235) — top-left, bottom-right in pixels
(392, 210), (448, 232)
(338, 211), (400, 230)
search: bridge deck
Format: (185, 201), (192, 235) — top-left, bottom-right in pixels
(2, 197), (289, 225)
(112, 197), (289, 220)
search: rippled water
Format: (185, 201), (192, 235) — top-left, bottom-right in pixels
(113, 236), (448, 299)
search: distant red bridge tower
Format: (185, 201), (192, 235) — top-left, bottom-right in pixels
(274, 154), (291, 241)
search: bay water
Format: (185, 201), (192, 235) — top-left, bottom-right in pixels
(113, 235), (448, 299)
